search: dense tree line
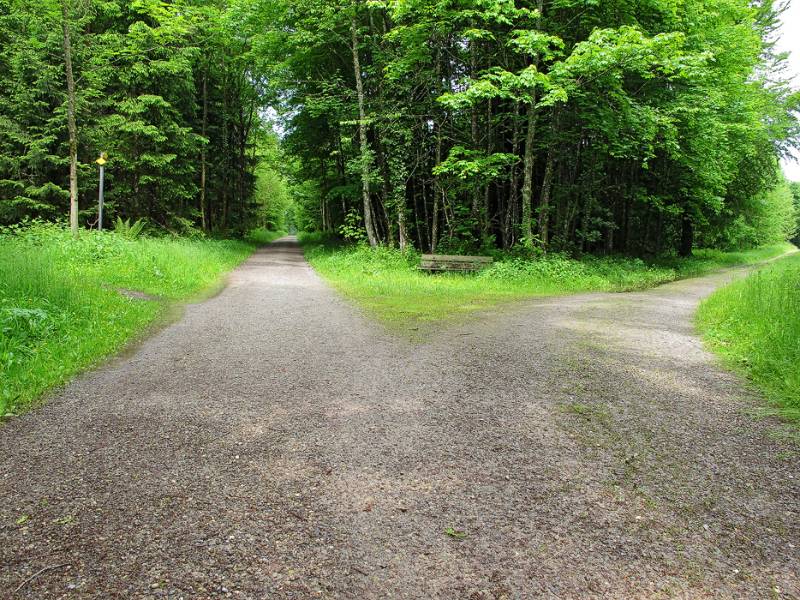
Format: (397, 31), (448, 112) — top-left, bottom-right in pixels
(245, 0), (799, 255)
(1, 0), (797, 252)
(0, 0), (275, 235)
(791, 181), (800, 245)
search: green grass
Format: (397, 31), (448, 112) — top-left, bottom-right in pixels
(697, 252), (800, 423)
(246, 227), (288, 246)
(0, 223), (282, 415)
(300, 232), (793, 332)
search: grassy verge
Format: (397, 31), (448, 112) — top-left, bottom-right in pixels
(246, 227), (288, 246)
(697, 253), (800, 423)
(0, 223), (283, 415)
(301, 232), (793, 331)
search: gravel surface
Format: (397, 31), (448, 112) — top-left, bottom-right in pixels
(1, 238), (798, 599)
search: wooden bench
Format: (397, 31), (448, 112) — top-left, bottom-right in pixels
(419, 254), (493, 272)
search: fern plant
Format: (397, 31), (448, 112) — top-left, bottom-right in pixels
(114, 217), (147, 239)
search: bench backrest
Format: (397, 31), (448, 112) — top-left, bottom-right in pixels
(420, 254), (493, 271)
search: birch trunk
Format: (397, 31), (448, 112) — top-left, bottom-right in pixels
(521, 103), (537, 243)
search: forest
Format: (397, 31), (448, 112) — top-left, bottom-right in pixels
(0, 0), (290, 236)
(0, 0), (798, 257)
(269, 0), (800, 256)
(2, 3), (800, 594)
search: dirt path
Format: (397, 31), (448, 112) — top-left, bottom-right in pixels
(1, 238), (797, 599)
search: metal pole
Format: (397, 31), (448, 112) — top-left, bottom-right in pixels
(98, 164), (105, 231)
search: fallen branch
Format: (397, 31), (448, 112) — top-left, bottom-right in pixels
(288, 509), (307, 521)
(14, 563), (70, 595)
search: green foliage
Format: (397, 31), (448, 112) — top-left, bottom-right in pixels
(0, 0), (795, 255)
(247, 129), (295, 234)
(338, 209), (369, 243)
(300, 233), (792, 333)
(114, 216), (147, 239)
(245, 227), (287, 245)
(0, 0), (289, 235)
(702, 179), (799, 250)
(444, 527), (467, 539)
(247, 0), (799, 256)
(698, 253), (800, 422)
(748, 183), (798, 246)
(434, 147), (518, 182)
(790, 182), (800, 246)
(0, 222), (256, 414)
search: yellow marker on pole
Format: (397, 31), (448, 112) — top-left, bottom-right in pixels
(97, 153), (108, 230)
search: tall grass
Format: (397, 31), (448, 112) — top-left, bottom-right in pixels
(0, 223), (269, 415)
(246, 227), (288, 246)
(697, 253), (800, 422)
(301, 232), (793, 331)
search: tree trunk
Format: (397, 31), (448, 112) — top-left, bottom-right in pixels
(483, 98), (493, 239)
(320, 157), (330, 232)
(398, 203), (408, 250)
(200, 71), (208, 232)
(504, 102), (521, 249)
(679, 214), (693, 257)
(521, 102), (537, 243)
(538, 141), (555, 248)
(61, 1), (79, 238)
(420, 164), (430, 250)
(412, 175), (424, 250)
(520, 0), (545, 245)
(470, 43), (481, 224)
(432, 132), (442, 253)
(538, 109), (561, 249)
(351, 15), (378, 247)
(374, 133), (395, 246)
(221, 56), (229, 231)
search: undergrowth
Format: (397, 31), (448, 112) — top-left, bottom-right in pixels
(300, 232), (793, 332)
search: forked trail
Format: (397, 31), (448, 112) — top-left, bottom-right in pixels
(1, 238), (797, 598)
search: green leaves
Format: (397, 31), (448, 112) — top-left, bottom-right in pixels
(1, 0), (794, 256)
(509, 29), (564, 59)
(113, 216), (146, 239)
(439, 65), (563, 108)
(561, 27), (691, 82)
(434, 147), (518, 182)
(0, 0), (268, 233)
(444, 527), (467, 539)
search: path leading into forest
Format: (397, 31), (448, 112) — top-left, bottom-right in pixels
(1, 238), (798, 599)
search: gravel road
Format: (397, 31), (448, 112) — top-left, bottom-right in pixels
(1, 238), (798, 599)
